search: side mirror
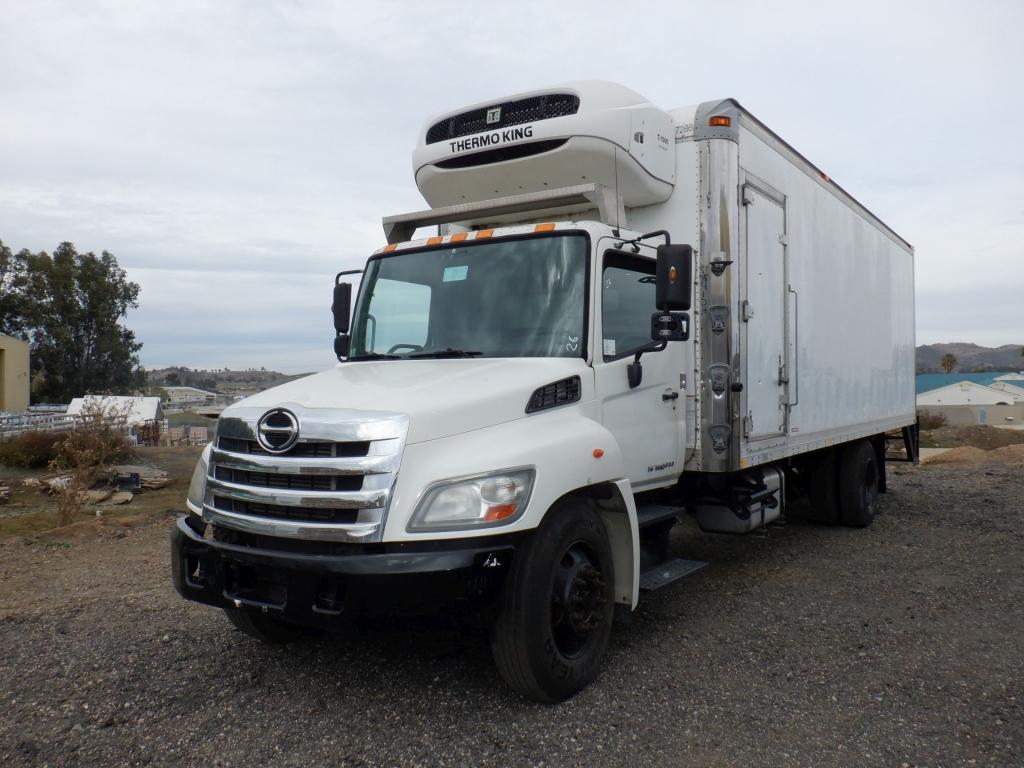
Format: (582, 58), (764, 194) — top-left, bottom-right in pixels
(332, 280), (353, 360)
(332, 282), (352, 334)
(656, 244), (693, 312)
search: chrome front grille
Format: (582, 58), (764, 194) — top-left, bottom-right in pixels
(203, 406), (409, 543)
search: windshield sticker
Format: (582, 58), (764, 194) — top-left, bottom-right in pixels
(603, 339), (616, 356)
(442, 265), (469, 282)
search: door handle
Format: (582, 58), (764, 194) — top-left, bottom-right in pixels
(662, 390), (679, 401)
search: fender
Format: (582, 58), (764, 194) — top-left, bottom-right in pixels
(385, 405), (641, 605)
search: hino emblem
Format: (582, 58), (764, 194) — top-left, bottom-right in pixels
(256, 408), (299, 454)
(486, 106), (501, 124)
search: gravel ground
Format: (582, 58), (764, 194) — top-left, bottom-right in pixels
(1, 457), (1021, 767)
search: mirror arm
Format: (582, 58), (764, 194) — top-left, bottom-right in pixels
(336, 269), (362, 284)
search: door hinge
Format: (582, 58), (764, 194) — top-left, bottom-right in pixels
(741, 300), (754, 321)
(742, 189), (756, 206)
(778, 233), (789, 246)
(778, 356), (789, 384)
(743, 413), (753, 438)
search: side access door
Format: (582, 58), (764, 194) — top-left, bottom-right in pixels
(594, 247), (684, 490)
(740, 178), (791, 443)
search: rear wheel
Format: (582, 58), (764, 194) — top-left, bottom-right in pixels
(490, 499), (615, 703)
(805, 448), (841, 525)
(838, 439), (880, 528)
(224, 606), (302, 644)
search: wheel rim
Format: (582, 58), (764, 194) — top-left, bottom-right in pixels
(550, 541), (607, 658)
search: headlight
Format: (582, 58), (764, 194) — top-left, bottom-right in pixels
(186, 444), (212, 514)
(408, 468), (535, 532)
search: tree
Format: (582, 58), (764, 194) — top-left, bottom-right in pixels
(0, 241), (145, 402)
(940, 353), (957, 373)
(0, 240), (29, 337)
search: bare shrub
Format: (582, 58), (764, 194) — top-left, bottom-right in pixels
(917, 409), (948, 431)
(49, 397), (133, 527)
(0, 431), (65, 468)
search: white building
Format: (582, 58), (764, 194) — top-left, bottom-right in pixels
(988, 381), (1024, 403)
(161, 386), (217, 404)
(994, 372), (1024, 382)
(916, 381), (1016, 406)
(67, 395), (163, 425)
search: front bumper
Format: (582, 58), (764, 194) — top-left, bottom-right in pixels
(171, 516), (516, 628)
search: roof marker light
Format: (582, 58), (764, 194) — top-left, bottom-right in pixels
(383, 244), (398, 253)
(450, 232), (468, 242)
(426, 236), (444, 246)
(534, 223), (556, 232)
(475, 229), (494, 239)
(709, 116), (731, 127)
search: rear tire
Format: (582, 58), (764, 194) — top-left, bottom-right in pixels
(838, 439), (880, 528)
(490, 498), (615, 703)
(805, 448), (841, 525)
(224, 607), (302, 644)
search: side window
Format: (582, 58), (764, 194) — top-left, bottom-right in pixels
(602, 252), (655, 360)
(363, 278), (431, 353)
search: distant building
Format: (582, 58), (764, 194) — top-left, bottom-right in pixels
(989, 381), (1024, 403)
(67, 395), (164, 425)
(917, 381), (1016, 406)
(161, 386), (217, 405)
(0, 334), (30, 413)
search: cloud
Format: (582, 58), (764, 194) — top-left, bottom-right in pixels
(1, 0), (1022, 371)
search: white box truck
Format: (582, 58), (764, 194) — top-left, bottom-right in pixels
(172, 81), (916, 702)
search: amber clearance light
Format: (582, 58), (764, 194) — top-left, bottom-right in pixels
(709, 116), (731, 127)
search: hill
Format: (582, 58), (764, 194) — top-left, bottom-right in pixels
(145, 367), (310, 394)
(916, 343), (1024, 373)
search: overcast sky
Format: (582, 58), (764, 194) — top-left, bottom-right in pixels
(2, 0), (1021, 372)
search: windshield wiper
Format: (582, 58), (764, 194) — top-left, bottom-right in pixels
(407, 348), (483, 359)
(348, 352), (402, 361)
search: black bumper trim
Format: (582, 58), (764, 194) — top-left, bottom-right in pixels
(171, 516), (515, 624)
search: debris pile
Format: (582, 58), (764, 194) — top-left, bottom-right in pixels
(22, 464), (170, 506)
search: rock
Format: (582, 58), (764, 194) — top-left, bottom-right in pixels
(100, 491), (134, 506)
(83, 487), (114, 504)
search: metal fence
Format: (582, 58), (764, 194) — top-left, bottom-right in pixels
(0, 412), (78, 437)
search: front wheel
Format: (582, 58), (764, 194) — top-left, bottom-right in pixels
(490, 499), (615, 703)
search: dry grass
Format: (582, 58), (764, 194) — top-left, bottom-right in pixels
(0, 445), (199, 541)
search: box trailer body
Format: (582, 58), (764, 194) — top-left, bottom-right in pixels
(172, 81), (916, 702)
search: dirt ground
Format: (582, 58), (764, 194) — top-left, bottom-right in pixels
(919, 424), (1024, 450)
(0, 447), (1021, 767)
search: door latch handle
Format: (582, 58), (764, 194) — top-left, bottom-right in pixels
(662, 390), (679, 401)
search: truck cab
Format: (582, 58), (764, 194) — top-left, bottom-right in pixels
(172, 81), (915, 703)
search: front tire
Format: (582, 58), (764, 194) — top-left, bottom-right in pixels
(490, 499), (615, 703)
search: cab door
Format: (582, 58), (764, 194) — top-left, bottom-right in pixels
(594, 247), (684, 490)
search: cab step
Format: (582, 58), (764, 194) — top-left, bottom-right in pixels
(639, 558), (708, 591)
(635, 503), (684, 528)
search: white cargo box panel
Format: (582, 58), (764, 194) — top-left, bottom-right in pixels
(413, 81), (675, 211)
(679, 98), (916, 471)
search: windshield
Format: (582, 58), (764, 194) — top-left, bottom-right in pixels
(350, 234), (588, 359)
